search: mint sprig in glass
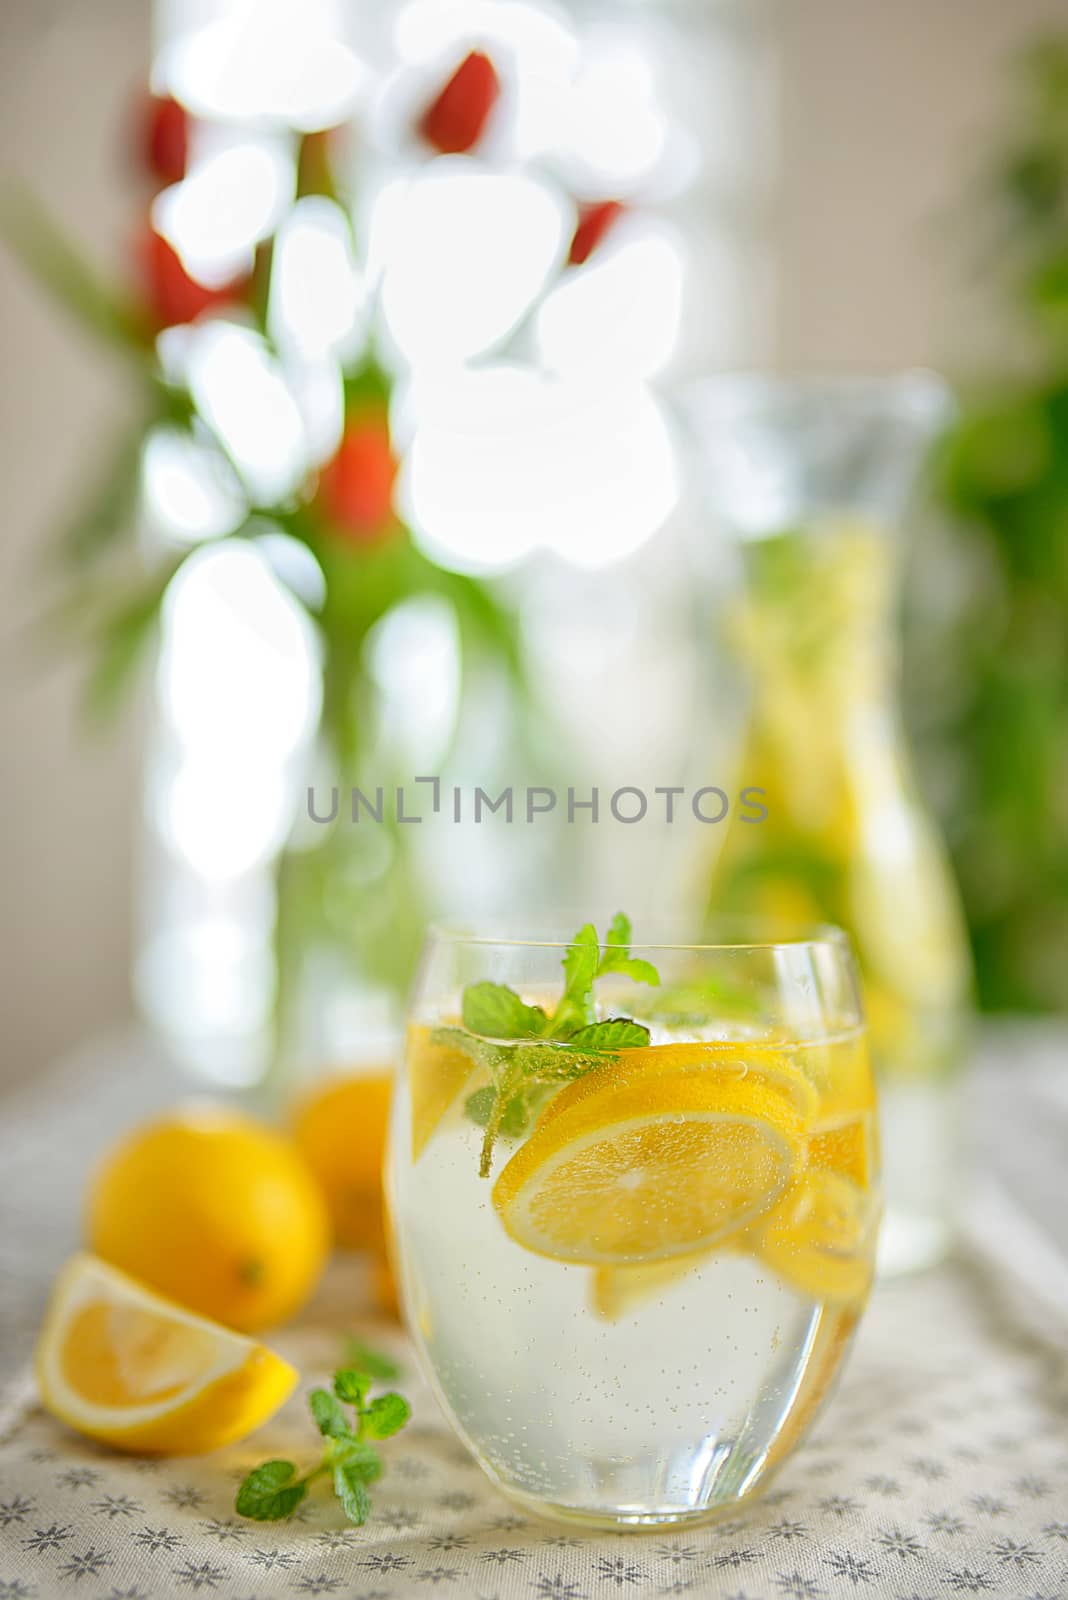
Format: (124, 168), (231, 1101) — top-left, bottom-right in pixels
(431, 914), (660, 1174)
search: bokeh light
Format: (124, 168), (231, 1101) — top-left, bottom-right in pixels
(152, 138), (293, 283)
(537, 227), (684, 379)
(186, 322), (309, 503)
(379, 165), (568, 367)
(269, 196), (367, 363)
(158, 0), (367, 129)
(403, 365), (679, 573)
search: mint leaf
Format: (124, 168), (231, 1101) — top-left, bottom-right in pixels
(235, 1461), (307, 1520)
(550, 923), (599, 1034)
(236, 1367), (410, 1530)
(341, 1339), (401, 1381)
(430, 1024), (508, 1077)
(463, 1085), (498, 1125)
(333, 1369), (371, 1406)
(562, 924), (599, 1005)
(567, 1018), (651, 1051)
(310, 1388), (351, 1440)
(464, 1085), (528, 1135)
(597, 950), (661, 987)
(362, 1394), (411, 1440)
(332, 1437), (383, 1483)
(333, 1459), (373, 1525)
(462, 982), (547, 1039)
(596, 914), (659, 987)
(452, 913), (662, 1177)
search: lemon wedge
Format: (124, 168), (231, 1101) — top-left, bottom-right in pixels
(492, 1070), (803, 1266)
(35, 1254), (298, 1454)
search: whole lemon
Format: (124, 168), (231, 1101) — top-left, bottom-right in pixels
(290, 1072), (392, 1252)
(87, 1106), (331, 1332)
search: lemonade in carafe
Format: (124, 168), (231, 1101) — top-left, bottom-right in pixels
(688, 377), (971, 1271)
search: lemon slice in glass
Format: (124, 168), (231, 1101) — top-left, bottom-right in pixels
(407, 1024), (477, 1160)
(750, 1170), (876, 1307)
(808, 1112), (877, 1190)
(492, 1071), (804, 1266)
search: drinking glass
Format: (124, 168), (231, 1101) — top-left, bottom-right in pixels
(386, 922), (879, 1528)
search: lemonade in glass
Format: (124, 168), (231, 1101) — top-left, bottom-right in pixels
(387, 918), (878, 1528)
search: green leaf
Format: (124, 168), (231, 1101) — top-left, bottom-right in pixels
(550, 924), (599, 1034)
(333, 1369), (371, 1406)
(463, 1085), (528, 1135)
(509, 1043), (610, 1080)
(463, 1085), (498, 1126)
(566, 1018), (651, 1051)
(332, 1459), (373, 1526)
(562, 925), (599, 1003)
(43, 422), (145, 576)
(596, 914), (659, 988)
(0, 183), (151, 355)
(499, 1093), (530, 1136)
(596, 951), (661, 988)
(362, 1394), (411, 1440)
(73, 556), (186, 726)
(340, 1339), (401, 1382)
(331, 1437), (383, 1483)
(429, 1025), (509, 1078)
(235, 1461), (307, 1521)
(461, 982), (546, 1039)
(310, 1387), (351, 1440)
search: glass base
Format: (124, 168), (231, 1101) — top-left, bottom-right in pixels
(495, 1477), (777, 1534)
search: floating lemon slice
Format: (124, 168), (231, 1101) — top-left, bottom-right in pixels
(809, 1112), (877, 1190)
(539, 1040), (820, 1127)
(798, 1033), (876, 1123)
(750, 1170), (876, 1307)
(407, 1025), (477, 1160)
(492, 1072), (803, 1266)
(590, 1250), (714, 1322)
(35, 1254), (298, 1454)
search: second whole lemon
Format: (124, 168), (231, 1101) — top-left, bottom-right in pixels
(290, 1072), (393, 1251)
(87, 1106), (330, 1332)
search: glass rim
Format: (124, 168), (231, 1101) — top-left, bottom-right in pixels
(424, 918), (855, 957)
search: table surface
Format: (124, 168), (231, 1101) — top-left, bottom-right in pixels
(1, 1026), (1066, 1600)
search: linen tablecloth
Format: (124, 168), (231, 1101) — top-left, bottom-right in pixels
(1, 1027), (1066, 1600)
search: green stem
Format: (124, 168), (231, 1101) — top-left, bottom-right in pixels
(479, 1055), (522, 1178)
(302, 1457), (334, 1489)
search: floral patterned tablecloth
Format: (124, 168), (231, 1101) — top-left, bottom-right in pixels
(1, 1029), (1066, 1600)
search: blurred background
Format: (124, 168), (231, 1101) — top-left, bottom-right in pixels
(2, 0), (1067, 1098)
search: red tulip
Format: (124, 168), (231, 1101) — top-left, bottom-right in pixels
(137, 225), (247, 329)
(319, 417), (399, 542)
(140, 94), (189, 186)
(568, 200), (624, 266)
(419, 51), (500, 155)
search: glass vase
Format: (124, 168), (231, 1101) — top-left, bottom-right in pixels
(684, 374), (972, 1274)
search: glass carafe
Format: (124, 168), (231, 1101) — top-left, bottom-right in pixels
(685, 375), (972, 1273)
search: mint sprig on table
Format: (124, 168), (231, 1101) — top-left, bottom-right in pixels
(434, 914), (660, 1176)
(235, 1365), (410, 1527)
